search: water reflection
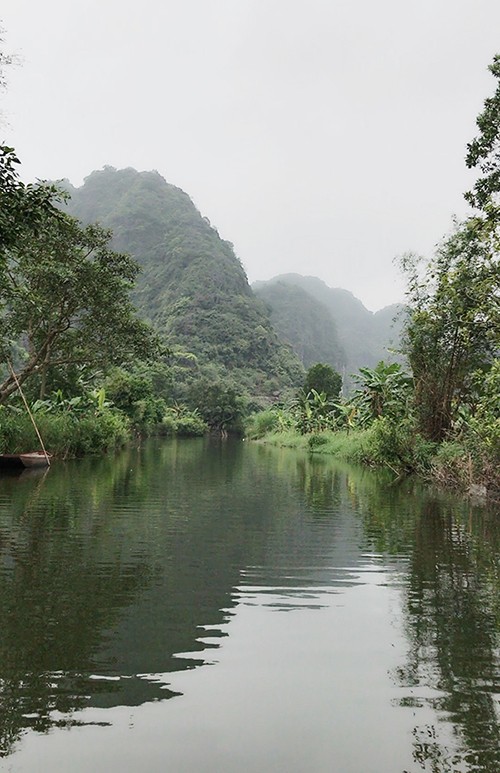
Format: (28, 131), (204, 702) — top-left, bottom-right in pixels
(342, 469), (500, 772)
(0, 454), (156, 756)
(0, 438), (498, 771)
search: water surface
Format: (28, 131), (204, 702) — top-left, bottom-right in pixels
(0, 438), (499, 772)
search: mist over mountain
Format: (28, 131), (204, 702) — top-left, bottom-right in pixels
(63, 167), (304, 403)
(61, 166), (405, 403)
(253, 281), (346, 371)
(253, 274), (405, 379)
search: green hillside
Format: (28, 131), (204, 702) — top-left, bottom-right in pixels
(253, 274), (405, 380)
(63, 167), (303, 405)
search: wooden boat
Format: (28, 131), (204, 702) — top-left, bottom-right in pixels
(0, 452), (52, 469)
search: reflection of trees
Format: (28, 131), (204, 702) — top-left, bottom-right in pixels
(399, 502), (500, 772)
(0, 460), (154, 757)
(0, 438), (272, 757)
(344, 469), (500, 772)
(294, 456), (342, 514)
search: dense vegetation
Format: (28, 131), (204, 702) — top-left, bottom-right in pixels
(0, 145), (166, 454)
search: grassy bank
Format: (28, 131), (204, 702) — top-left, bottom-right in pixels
(253, 422), (499, 500)
(256, 428), (374, 462)
(0, 409), (130, 458)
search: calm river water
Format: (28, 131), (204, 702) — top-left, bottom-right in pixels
(0, 438), (499, 772)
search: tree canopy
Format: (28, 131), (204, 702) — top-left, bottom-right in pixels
(0, 200), (161, 403)
(304, 363), (342, 401)
(465, 54), (500, 211)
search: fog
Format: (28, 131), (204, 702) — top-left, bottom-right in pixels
(2, 0), (499, 309)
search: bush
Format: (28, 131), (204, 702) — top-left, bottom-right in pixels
(307, 433), (329, 449)
(366, 416), (436, 474)
(430, 442), (473, 490)
(160, 406), (208, 437)
(245, 410), (281, 439)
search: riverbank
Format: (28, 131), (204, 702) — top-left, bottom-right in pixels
(0, 402), (208, 460)
(0, 409), (130, 458)
(253, 425), (499, 501)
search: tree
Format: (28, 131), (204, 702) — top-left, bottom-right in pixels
(303, 363), (342, 401)
(400, 218), (499, 441)
(0, 209), (161, 403)
(0, 145), (63, 255)
(187, 378), (244, 433)
(465, 54), (500, 211)
(400, 54), (500, 443)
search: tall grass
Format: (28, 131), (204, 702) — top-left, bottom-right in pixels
(0, 409), (130, 457)
(257, 428), (374, 463)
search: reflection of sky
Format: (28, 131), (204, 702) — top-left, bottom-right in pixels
(9, 579), (464, 773)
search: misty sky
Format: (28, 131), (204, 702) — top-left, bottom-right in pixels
(1, 0), (499, 310)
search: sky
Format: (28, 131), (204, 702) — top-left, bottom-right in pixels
(1, 0), (499, 311)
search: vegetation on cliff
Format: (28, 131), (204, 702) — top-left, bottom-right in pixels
(63, 167), (304, 412)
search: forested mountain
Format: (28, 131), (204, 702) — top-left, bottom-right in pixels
(63, 167), (304, 404)
(253, 274), (405, 379)
(253, 281), (346, 370)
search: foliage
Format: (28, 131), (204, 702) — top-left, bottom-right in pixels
(465, 54), (500, 211)
(104, 366), (169, 429)
(252, 425), (375, 463)
(161, 404), (208, 436)
(31, 387), (111, 415)
(350, 361), (413, 426)
(293, 388), (337, 434)
(304, 363), (342, 400)
(400, 219), (499, 442)
(465, 359), (500, 460)
(244, 407), (295, 439)
(367, 417), (436, 475)
(0, 403), (129, 457)
(440, 359), (500, 493)
(187, 378), (246, 433)
(0, 208), (162, 403)
(307, 433), (329, 449)
(0, 145), (63, 256)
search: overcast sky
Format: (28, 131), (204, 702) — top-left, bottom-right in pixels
(1, 1), (499, 310)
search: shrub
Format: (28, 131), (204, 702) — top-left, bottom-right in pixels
(0, 406), (130, 457)
(161, 406), (208, 437)
(366, 416), (436, 474)
(307, 433), (329, 449)
(245, 410), (281, 439)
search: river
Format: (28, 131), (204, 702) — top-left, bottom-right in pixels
(0, 438), (499, 772)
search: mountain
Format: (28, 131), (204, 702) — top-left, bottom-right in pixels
(253, 274), (405, 382)
(63, 167), (304, 403)
(253, 281), (346, 370)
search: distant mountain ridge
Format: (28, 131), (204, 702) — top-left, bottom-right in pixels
(253, 274), (405, 379)
(253, 281), (346, 370)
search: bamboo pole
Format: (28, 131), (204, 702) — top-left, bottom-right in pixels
(7, 362), (51, 466)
